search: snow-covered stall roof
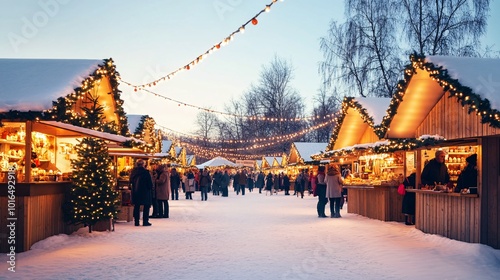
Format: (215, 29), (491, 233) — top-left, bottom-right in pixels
(0, 58), (102, 112)
(328, 97), (391, 151)
(384, 55), (500, 138)
(186, 155), (196, 166)
(290, 142), (328, 163)
(355, 97), (392, 125)
(262, 157), (275, 168)
(174, 146), (182, 157)
(127, 115), (143, 134)
(35, 121), (134, 143)
(426, 56), (500, 110)
(161, 140), (173, 153)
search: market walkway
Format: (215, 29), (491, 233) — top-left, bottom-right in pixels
(2, 190), (499, 280)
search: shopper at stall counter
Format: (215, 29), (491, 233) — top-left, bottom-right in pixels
(130, 159), (153, 226)
(454, 154), (478, 193)
(402, 171), (416, 225)
(421, 150), (450, 186)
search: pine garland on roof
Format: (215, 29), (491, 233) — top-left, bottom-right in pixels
(375, 53), (500, 137)
(326, 97), (376, 151)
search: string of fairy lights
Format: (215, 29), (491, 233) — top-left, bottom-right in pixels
(156, 113), (339, 145)
(181, 142), (283, 161)
(156, 116), (337, 160)
(120, 0), (283, 90)
(127, 87), (338, 122)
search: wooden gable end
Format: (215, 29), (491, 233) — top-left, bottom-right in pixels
(416, 93), (500, 139)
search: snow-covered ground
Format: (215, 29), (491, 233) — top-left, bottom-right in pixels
(2, 190), (500, 280)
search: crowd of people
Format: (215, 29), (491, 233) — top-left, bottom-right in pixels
(129, 159), (352, 226)
(130, 150), (478, 227)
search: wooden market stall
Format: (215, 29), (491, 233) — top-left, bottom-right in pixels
(287, 142), (328, 184)
(0, 58), (131, 252)
(316, 97), (412, 222)
(381, 54), (500, 248)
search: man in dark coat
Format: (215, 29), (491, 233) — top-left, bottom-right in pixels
(130, 159), (153, 226)
(256, 171), (265, 194)
(282, 173), (290, 195)
(220, 170), (230, 197)
(421, 150), (450, 186)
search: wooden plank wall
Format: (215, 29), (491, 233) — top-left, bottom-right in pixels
(415, 193), (480, 243)
(480, 137), (500, 249)
(347, 187), (405, 222)
(0, 196), (25, 253)
(417, 94), (500, 139)
(0, 194), (81, 253)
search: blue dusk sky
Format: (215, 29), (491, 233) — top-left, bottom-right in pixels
(1, 0), (499, 134)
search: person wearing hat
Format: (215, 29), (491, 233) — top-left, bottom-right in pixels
(454, 154), (478, 193)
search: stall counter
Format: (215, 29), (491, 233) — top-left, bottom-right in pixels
(344, 184), (405, 222)
(406, 189), (480, 243)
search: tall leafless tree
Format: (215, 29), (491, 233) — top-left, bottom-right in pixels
(320, 0), (491, 100)
(320, 0), (402, 98)
(401, 0), (490, 56)
(195, 110), (218, 147)
(308, 86), (341, 142)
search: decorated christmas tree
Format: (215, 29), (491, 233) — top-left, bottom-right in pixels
(64, 137), (119, 232)
(63, 95), (119, 232)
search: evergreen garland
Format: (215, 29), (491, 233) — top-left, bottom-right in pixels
(326, 97), (376, 151)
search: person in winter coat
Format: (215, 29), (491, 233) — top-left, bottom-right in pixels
(256, 171), (265, 194)
(282, 173), (290, 195)
(238, 169), (247, 195)
(265, 172), (274, 195)
(315, 166), (328, 218)
(155, 164), (171, 218)
(421, 150), (450, 186)
(295, 171), (306, 198)
(130, 159), (153, 226)
(454, 154), (478, 194)
(273, 174), (280, 194)
(220, 170), (230, 197)
(213, 170), (222, 196)
(402, 171), (416, 225)
(170, 167), (181, 200)
(185, 169), (196, 200)
(199, 169), (211, 201)
(325, 164), (344, 218)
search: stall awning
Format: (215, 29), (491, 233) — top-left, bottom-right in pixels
(33, 121), (135, 144)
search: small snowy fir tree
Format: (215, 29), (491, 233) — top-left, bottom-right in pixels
(65, 137), (119, 232)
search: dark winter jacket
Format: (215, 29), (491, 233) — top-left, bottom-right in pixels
(421, 158), (450, 186)
(130, 166), (153, 206)
(455, 165), (477, 193)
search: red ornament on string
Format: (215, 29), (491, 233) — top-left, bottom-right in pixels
(216, 44), (221, 49)
(251, 18), (258, 25)
(134, 88), (137, 92)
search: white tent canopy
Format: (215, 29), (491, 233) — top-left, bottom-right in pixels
(196, 156), (237, 169)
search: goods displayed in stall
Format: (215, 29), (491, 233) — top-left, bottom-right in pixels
(0, 122), (80, 182)
(342, 152), (405, 187)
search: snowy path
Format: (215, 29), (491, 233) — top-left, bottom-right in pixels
(1, 190), (500, 280)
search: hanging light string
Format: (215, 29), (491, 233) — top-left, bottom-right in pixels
(120, 0), (282, 90)
(130, 87), (339, 122)
(156, 114), (338, 145)
(157, 117), (336, 147)
(181, 142), (282, 161)
(168, 117), (336, 154)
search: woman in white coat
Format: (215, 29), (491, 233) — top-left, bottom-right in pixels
(325, 164), (344, 218)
